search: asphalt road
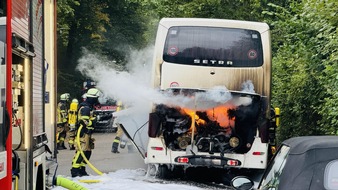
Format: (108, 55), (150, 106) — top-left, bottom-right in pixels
(55, 132), (147, 177)
(54, 132), (260, 190)
(53, 133), (245, 189)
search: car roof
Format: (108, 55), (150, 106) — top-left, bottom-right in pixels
(278, 136), (338, 190)
(283, 135), (338, 154)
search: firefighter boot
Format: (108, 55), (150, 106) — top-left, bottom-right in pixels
(80, 167), (89, 176)
(70, 168), (83, 177)
(69, 144), (75, 150)
(111, 142), (120, 153)
(57, 142), (66, 150)
(61, 142), (67, 149)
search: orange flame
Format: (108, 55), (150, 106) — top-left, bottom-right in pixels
(180, 104), (236, 134)
(180, 108), (204, 133)
(206, 105), (235, 128)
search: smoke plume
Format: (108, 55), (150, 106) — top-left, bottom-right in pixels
(76, 48), (255, 112)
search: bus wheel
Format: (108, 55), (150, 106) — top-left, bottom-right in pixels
(157, 164), (170, 179)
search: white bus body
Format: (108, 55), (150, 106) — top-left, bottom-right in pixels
(119, 18), (276, 178)
(145, 18), (275, 178)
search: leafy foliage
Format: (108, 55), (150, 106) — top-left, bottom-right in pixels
(57, 0), (338, 141)
(57, 0), (149, 99)
(265, 0), (338, 142)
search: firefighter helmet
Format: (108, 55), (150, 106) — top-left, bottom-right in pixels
(71, 98), (79, 103)
(84, 79), (96, 89)
(60, 93), (70, 101)
(86, 88), (100, 98)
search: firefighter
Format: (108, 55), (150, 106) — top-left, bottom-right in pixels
(68, 98), (79, 150)
(111, 101), (125, 153)
(70, 88), (101, 177)
(82, 79), (96, 101)
(57, 93), (70, 150)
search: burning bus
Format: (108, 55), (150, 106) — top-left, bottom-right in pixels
(117, 18), (279, 181)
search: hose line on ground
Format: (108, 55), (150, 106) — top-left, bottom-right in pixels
(54, 176), (88, 190)
(78, 179), (101, 183)
(51, 125), (103, 189)
(76, 125), (103, 175)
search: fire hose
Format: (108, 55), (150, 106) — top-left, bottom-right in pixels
(14, 176), (18, 190)
(51, 124), (103, 190)
(76, 125), (103, 175)
(53, 174), (100, 189)
(47, 161), (89, 190)
(54, 176), (88, 190)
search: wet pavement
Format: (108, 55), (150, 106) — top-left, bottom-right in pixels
(55, 132), (147, 177)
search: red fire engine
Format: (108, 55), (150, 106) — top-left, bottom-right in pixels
(0, 1), (57, 189)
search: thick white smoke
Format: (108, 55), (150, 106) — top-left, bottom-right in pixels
(76, 47), (157, 109)
(76, 47), (255, 112)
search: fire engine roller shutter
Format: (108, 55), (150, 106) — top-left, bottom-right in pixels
(12, 0), (45, 135)
(31, 0), (44, 135)
(12, 0), (30, 40)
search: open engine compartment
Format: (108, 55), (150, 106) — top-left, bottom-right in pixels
(149, 90), (266, 154)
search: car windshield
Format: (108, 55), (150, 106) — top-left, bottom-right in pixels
(98, 95), (116, 106)
(259, 145), (290, 189)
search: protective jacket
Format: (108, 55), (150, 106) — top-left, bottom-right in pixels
(111, 101), (125, 153)
(56, 100), (69, 149)
(71, 97), (98, 177)
(57, 101), (68, 124)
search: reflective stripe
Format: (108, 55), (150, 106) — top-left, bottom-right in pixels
(72, 151), (82, 168)
(81, 116), (90, 120)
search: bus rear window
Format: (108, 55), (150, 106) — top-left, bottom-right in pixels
(163, 26), (263, 67)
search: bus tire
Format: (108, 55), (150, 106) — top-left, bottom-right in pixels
(157, 164), (170, 179)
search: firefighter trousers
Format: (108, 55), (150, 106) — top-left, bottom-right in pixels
(71, 132), (94, 168)
(56, 123), (68, 144)
(112, 124), (124, 152)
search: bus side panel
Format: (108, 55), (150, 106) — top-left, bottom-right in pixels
(261, 30), (272, 118)
(151, 24), (167, 89)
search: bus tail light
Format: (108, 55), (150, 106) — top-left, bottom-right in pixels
(227, 160), (239, 166)
(177, 157), (189, 163)
(151, 147), (163, 151)
(252, 152), (265, 155)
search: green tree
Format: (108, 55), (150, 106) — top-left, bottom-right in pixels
(57, 0), (150, 98)
(146, 0), (266, 21)
(265, 1), (337, 142)
(56, 0), (338, 141)
(306, 0), (338, 134)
